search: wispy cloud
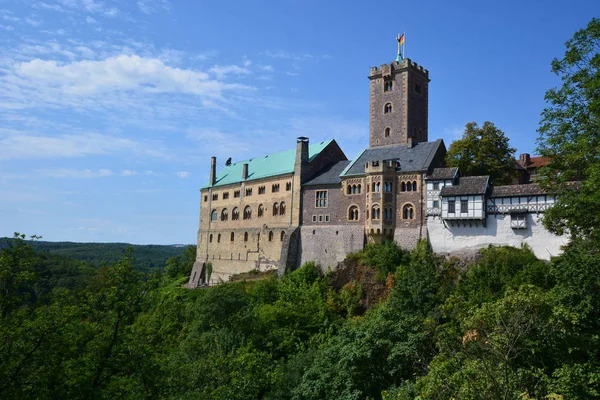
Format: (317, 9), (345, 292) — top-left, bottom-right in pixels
(37, 168), (114, 178)
(137, 0), (171, 14)
(265, 50), (314, 61)
(176, 171), (191, 179)
(0, 130), (168, 160)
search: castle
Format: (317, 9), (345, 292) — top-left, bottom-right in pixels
(188, 45), (568, 286)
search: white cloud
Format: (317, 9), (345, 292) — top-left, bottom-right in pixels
(37, 168), (114, 178)
(0, 24), (14, 31)
(12, 55), (252, 99)
(259, 65), (274, 72)
(85, 16), (97, 23)
(121, 169), (138, 176)
(138, 0), (171, 14)
(176, 171), (191, 179)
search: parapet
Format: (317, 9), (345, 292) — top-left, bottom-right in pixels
(369, 58), (429, 79)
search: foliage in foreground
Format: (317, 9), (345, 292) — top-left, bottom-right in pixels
(2, 232), (600, 399)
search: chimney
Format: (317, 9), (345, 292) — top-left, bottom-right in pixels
(209, 156), (216, 186)
(407, 137), (414, 149)
(296, 136), (309, 165)
(519, 153), (531, 166)
(242, 163), (249, 180)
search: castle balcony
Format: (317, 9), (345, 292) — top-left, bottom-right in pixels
(364, 160), (398, 175)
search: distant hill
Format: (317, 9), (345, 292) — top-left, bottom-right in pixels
(1, 238), (189, 271)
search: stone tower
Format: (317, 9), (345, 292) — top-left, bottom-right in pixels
(368, 57), (429, 148)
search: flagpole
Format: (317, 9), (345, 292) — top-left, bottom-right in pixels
(403, 31), (406, 60)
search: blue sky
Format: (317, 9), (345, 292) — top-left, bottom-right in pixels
(0, 0), (596, 244)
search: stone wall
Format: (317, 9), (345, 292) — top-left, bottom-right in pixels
(427, 214), (569, 260)
(299, 225), (365, 272)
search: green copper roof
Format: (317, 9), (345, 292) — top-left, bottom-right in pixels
(203, 139), (334, 189)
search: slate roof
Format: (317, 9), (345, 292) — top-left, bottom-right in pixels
(341, 139), (444, 177)
(440, 176), (489, 196)
(490, 183), (547, 198)
(426, 167), (458, 180)
(303, 160), (352, 186)
(203, 140), (334, 189)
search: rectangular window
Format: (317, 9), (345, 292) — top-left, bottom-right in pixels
(286, 182), (292, 191)
(433, 182), (439, 190)
(315, 190), (328, 208)
(204, 195), (208, 202)
(461, 200), (468, 213)
(384, 181), (392, 192)
(223, 192), (229, 200)
(433, 200), (439, 208)
(234, 190), (240, 198)
(246, 188), (252, 196)
(325, 215), (330, 222)
(448, 200), (456, 213)
(258, 186), (265, 194)
(318, 215), (323, 222)
(212, 194), (218, 201)
(272, 184), (280, 193)
(312, 215), (317, 222)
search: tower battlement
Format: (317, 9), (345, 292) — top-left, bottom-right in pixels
(369, 58), (429, 79)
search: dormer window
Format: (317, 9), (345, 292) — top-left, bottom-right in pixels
(384, 103), (392, 114)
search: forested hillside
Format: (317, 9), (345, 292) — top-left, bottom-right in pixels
(1, 232), (599, 399)
(0, 237), (187, 270)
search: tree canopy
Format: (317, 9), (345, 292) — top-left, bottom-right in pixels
(446, 121), (516, 185)
(537, 18), (600, 239)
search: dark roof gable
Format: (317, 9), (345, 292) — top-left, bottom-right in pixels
(426, 167), (458, 180)
(303, 160), (352, 186)
(440, 176), (489, 196)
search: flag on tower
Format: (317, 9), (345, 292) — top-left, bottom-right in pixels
(398, 33), (405, 46)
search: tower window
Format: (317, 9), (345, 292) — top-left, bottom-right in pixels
(280, 201), (286, 216)
(258, 186), (265, 194)
(414, 82), (422, 94)
(273, 202), (279, 216)
(244, 232), (249, 242)
(268, 231), (274, 242)
(384, 103), (392, 114)
(272, 184), (280, 193)
(384, 127), (391, 137)
(232, 207), (239, 220)
(258, 204), (264, 218)
(384, 81), (393, 92)
(372, 205), (381, 220)
(223, 192), (229, 200)
(230, 232), (235, 242)
(221, 208), (228, 221)
(212, 194), (218, 201)
(234, 190), (240, 198)
(286, 182), (292, 191)
(403, 204), (415, 219)
(280, 231), (285, 241)
(245, 188), (252, 196)
(243, 206), (252, 220)
(348, 205), (359, 221)
(211, 209), (218, 221)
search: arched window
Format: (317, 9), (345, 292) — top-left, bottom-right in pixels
(384, 127), (391, 137)
(375, 182), (381, 192)
(217, 233), (221, 243)
(401, 182), (406, 192)
(268, 231), (274, 241)
(348, 205), (359, 221)
(273, 202), (279, 216)
(407, 182), (412, 192)
(243, 206), (252, 220)
(209, 234), (213, 243)
(280, 231), (285, 241)
(230, 232), (235, 242)
(372, 205), (381, 220)
(384, 103), (392, 114)
(347, 185), (352, 195)
(403, 204), (415, 219)
(258, 204), (264, 218)
(211, 209), (218, 221)
(221, 208), (228, 221)
(280, 202), (286, 216)
(244, 232), (249, 242)
(412, 181), (417, 191)
(232, 207), (239, 221)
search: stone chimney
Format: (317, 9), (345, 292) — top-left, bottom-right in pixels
(295, 137), (309, 166)
(519, 153), (531, 166)
(407, 137), (414, 149)
(242, 163), (249, 180)
(209, 156), (216, 186)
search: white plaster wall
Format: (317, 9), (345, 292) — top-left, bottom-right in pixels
(427, 214), (569, 260)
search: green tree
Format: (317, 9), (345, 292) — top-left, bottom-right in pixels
(446, 121), (516, 185)
(537, 18), (600, 239)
